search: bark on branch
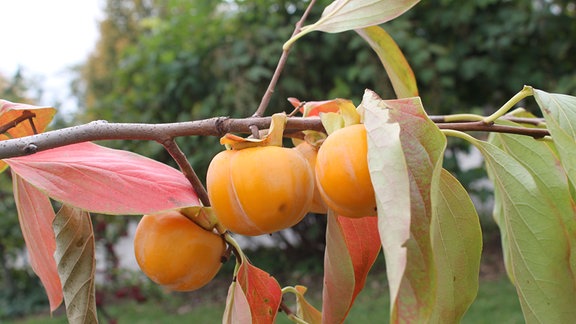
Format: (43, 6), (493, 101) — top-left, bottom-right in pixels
(0, 115), (549, 160)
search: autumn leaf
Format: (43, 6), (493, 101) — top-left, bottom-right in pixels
(363, 89), (448, 322)
(6, 142), (200, 215)
(236, 261), (282, 324)
(294, 286), (322, 324)
(322, 212), (380, 323)
(0, 100), (56, 172)
(53, 205), (98, 324)
(12, 172), (63, 312)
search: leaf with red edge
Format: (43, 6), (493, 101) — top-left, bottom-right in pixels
(363, 89), (447, 322)
(12, 172), (63, 312)
(236, 261), (282, 324)
(6, 142), (200, 215)
(322, 211), (380, 324)
(356, 26), (418, 99)
(0, 100), (56, 172)
(223, 280), (252, 324)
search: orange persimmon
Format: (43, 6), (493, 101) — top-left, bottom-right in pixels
(134, 210), (225, 291)
(294, 142), (327, 214)
(206, 146), (314, 236)
(315, 124), (376, 218)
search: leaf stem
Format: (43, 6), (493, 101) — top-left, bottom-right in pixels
(253, 0), (317, 117)
(482, 86), (534, 124)
(441, 129), (479, 144)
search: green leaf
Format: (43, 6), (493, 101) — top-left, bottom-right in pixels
(307, 0), (419, 33)
(284, 0), (420, 49)
(533, 89), (576, 187)
(53, 205), (97, 324)
(489, 120), (576, 286)
(355, 26), (418, 98)
(430, 169), (482, 322)
(470, 137), (576, 323)
(363, 89), (447, 322)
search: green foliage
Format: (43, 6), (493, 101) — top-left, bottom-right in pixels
(386, 0), (576, 114)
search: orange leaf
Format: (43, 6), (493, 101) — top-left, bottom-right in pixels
(0, 100), (56, 172)
(294, 285), (322, 324)
(12, 172), (63, 312)
(237, 261), (282, 324)
(287, 97), (344, 117)
(338, 215), (380, 301)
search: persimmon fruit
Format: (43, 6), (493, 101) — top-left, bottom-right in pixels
(206, 145), (314, 236)
(134, 210), (225, 291)
(315, 124), (376, 218)
(294, 142), (327, 214)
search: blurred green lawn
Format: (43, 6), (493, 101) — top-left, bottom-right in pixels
(10, 276), (523, 324)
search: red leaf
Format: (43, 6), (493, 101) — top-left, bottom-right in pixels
(6, 142), (200, 215)
(236, 261), (282, 324)
(12, 172), (63, 312)
(338, 215), (380, 301)
(322, 212), (381, 324)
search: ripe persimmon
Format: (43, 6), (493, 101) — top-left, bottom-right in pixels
(206, 145), (314, 236)
(134, 210), (225, 291)
(294, 142), (327, 214)
(315, 124), (376, 218)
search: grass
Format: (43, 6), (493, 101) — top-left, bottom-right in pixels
(9, 275), (523, 323)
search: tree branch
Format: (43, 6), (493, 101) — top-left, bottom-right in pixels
(0, 115), (551, 160)
(161, 138), (210, 206)
(252, 0), (317, 117)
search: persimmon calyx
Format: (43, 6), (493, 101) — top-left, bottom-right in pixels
(318, 99), (361, 135)
(180, 206), (225, 233)
(220, 113), (287, 150)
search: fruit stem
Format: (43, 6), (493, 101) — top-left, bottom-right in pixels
(162, 138), (211, 206)
(223, 232), (246, 266)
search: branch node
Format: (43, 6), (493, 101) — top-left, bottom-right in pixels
(215, 117), (230, 137)
(23, 143), (38, 155)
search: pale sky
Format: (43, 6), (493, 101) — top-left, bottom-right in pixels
(0, 0), (103, 112)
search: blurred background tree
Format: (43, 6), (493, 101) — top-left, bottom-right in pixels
(71, 0), (576, 249)
(2, 0), (576, 318)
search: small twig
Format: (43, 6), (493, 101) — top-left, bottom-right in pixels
(252, 0), (317, 117)
(161, 138), (210, 206)
(288, 101), (306, 117)
(429, 114), (546, 126)
(0, 110), (37, 134)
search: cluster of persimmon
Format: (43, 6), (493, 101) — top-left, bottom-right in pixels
(133, 114), (377, 292)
